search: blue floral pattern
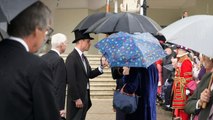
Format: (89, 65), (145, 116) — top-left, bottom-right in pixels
(95, 32), (166, 68)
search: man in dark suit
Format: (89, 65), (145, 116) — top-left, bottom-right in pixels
(41, 33), (67, 119)
(184, 55), (213, 120)
(0, 1), (60, 120)
(184, 72), (213, 120)
(66, 30), (107, 120)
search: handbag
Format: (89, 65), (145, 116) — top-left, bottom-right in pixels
(113, 90), (139, 114)
(186, 80), (197, 94)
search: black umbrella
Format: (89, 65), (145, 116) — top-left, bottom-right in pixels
(73, 12), (113, 32)
(0, 27), (8, 41)
(85, 12), (161, 34)
(0, 0), (38, 23)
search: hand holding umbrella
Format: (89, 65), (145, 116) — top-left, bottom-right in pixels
(100, 56), (109, 68)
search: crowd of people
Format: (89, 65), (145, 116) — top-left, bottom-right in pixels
(155, 41), (213, 120)
(110, 40), (213, 120)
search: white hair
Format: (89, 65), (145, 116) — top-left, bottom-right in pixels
(51, 33), (67, 49)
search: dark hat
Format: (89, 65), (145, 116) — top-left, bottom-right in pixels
(153, 34), (166, 49)
(72, 30), (94, 43)
(154, 34), (166, 42)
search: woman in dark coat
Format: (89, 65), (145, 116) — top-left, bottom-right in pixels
(122, 64), (159, 120)
(111, 67), (126, 120)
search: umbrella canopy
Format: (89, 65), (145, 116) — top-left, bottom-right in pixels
(73, 12), (113, 31)
(95, 32), (166, 68)
(159, 15), (213, 58)
(0, 22), (8, 40)
(85, 12), (161, 34)
(144, 16), (162, 31)
(0, 27), (8, 40)
(0, 0), (38, 23)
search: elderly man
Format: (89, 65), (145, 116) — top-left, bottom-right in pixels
(41, 33), (67, 119)
(0, 1), (60, 120)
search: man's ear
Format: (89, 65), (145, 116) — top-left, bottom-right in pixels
(59, 43), (63, 49)
(34, 27), (40, 37)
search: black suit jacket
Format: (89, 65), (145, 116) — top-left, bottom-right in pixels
(41, 50), (67, 110)
(0, 40), (59, 120)
(65, 49), (102, 120)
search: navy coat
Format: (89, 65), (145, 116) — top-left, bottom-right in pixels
(0, 40), (59, 120)
(124, 64), (159, 120)
(41, 50), (67, 110)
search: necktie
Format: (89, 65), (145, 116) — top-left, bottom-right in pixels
(81, 54), (87, 73)
(82, 54), (89, 89)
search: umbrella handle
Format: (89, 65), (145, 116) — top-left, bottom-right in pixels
(100, 55), (103, 66)
(202, 73), (213, 109)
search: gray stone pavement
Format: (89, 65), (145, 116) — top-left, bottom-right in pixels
(86, 99), (172, 120)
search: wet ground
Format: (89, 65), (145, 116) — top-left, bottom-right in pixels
(86, 99), (172, 120)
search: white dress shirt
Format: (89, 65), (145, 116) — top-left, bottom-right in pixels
(9, 36), (29, 52)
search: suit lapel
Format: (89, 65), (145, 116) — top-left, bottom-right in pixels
(73, 49), (88, 76)
(84, 56), (90, 74)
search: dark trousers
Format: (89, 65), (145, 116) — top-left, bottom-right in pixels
(116, 110), (126, 120)
(72, 90), (89, 120)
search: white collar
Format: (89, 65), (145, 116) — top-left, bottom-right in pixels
(51, 48), (60, 56)
(75, 47), (83, 56)
(9, 36), (29, 52)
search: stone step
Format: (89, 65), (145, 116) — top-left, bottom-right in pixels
(90, 92), (114, 99)
(95, 74), (113, 78)
(90, 90), (114, 95)
(88, 61), (105, 65)
(90, 86), (115, 91)
(90, 78), (115, 82)
(90, 83), (116, 87)
(90, 81), (116, 86)
(87, 57), (102, 61)
(90, 83), (115, 86)
(91, 95), (113, 99)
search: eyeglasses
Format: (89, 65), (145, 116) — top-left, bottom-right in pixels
(45, 26), (54, 37)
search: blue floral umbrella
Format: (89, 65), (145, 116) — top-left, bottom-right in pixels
(95, 32), (166, 68)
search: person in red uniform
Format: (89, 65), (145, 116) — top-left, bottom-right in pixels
(156, 60), (163, 96)
(172, 48), (193, 120)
